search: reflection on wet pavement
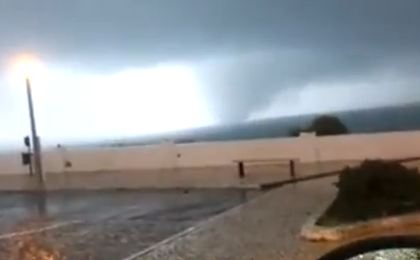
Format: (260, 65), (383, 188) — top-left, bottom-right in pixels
(0, 189), (259, 259)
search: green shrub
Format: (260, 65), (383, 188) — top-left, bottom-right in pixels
(288, 115), (349, 137)
(317, 160), (420, 226)
(337, 160), (420, 201)
(308, 115), (349, 136)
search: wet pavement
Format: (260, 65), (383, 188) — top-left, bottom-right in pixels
(134, 178), (338, 260)
(0, 189), (260, 259)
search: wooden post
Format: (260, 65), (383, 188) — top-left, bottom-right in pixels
(290, 160), (296, 181)
(238, 161), (245, 179)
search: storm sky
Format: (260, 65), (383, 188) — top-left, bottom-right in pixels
(1, 0), (420, 148)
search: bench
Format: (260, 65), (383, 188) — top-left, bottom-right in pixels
(233, 158), (298, 180)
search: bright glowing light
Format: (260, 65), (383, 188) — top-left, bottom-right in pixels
(4, 58), (215, 144)
(10, 53), (49, 84)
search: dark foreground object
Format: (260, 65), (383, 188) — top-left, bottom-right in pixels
(317, 160), (420, 227)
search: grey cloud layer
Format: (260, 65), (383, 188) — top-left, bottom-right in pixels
(1, 0), (419, 121)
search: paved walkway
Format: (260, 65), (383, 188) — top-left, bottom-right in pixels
(0, 190), (258, 259)
(134, 178), (337, 260)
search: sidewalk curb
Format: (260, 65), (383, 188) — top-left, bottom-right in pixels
(301, 210), (420, 242)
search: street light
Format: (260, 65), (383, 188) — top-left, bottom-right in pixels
(12, 54), (46, 189)
(26, 76), (45, 188)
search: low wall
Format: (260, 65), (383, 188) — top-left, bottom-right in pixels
(1, 130), (420, 190)
(0, 161), (360, 191)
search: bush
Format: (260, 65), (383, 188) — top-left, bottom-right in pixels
(288, 115), (349, 137)
(337, 160), (420, 201)
(308, 115), (349, 136)
(317, 160), (420, 226)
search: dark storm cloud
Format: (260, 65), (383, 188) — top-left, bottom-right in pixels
(1, 0), (420, 120)
(196, 49), (388, 120)
(2, 0), (419, 60)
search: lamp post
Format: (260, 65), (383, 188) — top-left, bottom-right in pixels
(25, 76), (45, 189)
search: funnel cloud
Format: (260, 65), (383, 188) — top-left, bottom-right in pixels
(0, 0), (420, 146)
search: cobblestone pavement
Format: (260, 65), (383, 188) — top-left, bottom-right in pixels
(0, 190), (259, 259)
(134, 178), (338, 260)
